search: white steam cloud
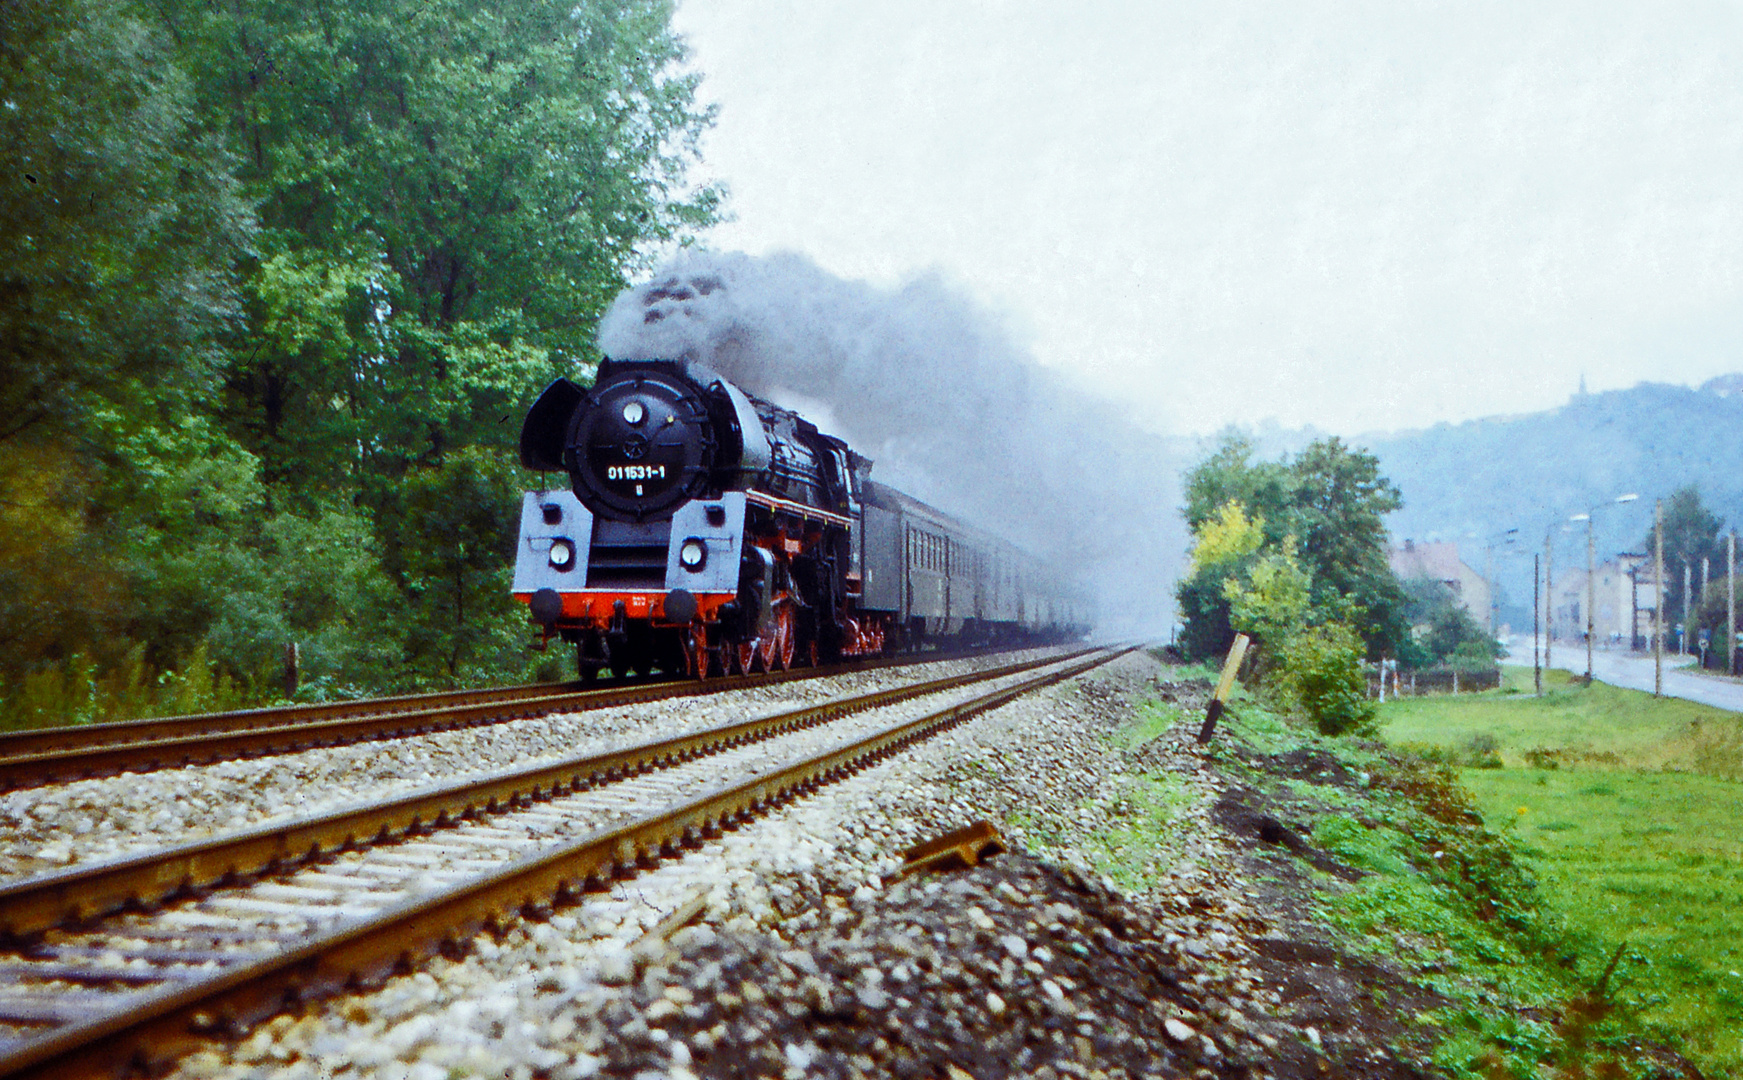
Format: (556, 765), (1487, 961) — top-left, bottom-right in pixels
(597, 250), (1181, 636)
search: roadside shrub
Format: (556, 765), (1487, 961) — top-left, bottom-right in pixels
(1280, 621), (1377, 736)
(1462, 732), (1503, 769)
(1447, 640), (1502, 673)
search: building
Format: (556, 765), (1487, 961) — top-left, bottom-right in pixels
(1389, 540), (1490, 623)
(1554, 553), (1655, 646)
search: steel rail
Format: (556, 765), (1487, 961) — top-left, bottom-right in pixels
(0, 646), (1043, 791)
(0, 648), (1094, 941)
(0, 680), (586, 759)
(0, 645), (1127, 1080)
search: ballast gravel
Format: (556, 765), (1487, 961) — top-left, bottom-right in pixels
(161, 650), (1372, 1080)
(0, 650), (1060, 879)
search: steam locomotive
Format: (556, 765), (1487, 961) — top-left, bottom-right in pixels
(512, 358), (1087, 679)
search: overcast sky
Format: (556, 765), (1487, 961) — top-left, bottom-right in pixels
(668, 0), (1743, 438)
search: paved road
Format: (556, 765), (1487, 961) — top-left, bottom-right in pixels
(1508, 635), (1743, 714)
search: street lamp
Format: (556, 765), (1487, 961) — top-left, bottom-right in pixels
(1486, 528), (1519, 638)
(1569, 492), (1638, 684)
(1722, 529), (1736, 675)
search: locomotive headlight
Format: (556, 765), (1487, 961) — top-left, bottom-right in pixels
(679, 538), (707, 572)
(621, 400), (646, 425)
(548, 539), (576, 570)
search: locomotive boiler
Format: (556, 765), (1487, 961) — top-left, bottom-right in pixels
(512, 357), (1085, 679)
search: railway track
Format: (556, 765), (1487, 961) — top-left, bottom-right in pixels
(0, 646), (1030, 792)
(0, 646), (1127, 1080)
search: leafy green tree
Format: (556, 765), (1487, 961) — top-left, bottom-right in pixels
(1278, 621), (1375, 736)
(1224, 535), (1312, 674)
(385, 447), (526, 684)
(1289, 438), (1406, 654)
(1640, 485), (1725, 628)
(1, 0), (251, 443)
(1181, 434), (1293, 543)
(206, 508), (411, 697)
(157, 0), (722, 495)
(1175, 499), (1264, 659)
(105, 412), (266, 664)
(1177, 434), (1407, 661)
(1400, 576), (1502, 670)
(1, 0), (251, 696)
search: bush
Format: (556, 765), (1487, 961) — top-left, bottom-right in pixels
(1280, 621), (1377, 736)
(1462, 732), (1503, 769)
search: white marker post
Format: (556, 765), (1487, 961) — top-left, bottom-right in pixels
(1196, 633), (1250, 744)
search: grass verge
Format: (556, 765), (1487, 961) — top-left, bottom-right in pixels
(1376, 668), (1743, 1075)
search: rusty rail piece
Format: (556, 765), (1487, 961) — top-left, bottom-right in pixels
(891, 820), (1008, 880)
(0, 646), (1127, 1080)
(0, 648), (1095, 943)
(0, 646), (1040, 791)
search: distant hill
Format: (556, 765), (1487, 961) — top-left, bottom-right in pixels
(1366, 377), (1743, 623)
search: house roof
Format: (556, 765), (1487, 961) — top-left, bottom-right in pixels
(1389, 540), (1473, 582)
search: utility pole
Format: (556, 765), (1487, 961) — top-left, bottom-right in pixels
(1485, 528), (1518, 639)
(1683, 561), (1692, 656)
(1730, 530), (1737, 676)
(1486, 542), (1496, 637)
(1704, 556), (1712, 665)
(1534, 552), (1542, 696)
(1631, 566), (1640, 650)
(1545, 531), (1553, 670)
(1572, 494), (1636, 683)
(1585, 517), (1596, 681)
(1655, 498), (1664, 697)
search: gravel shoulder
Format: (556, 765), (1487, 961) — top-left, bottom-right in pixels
(0, 651), (1061, 880)
(143, 648), (1550, 1080)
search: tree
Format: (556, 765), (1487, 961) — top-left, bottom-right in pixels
(0, 0), (250, 444)
(1278, 622), (1375, 736)
(0, 0), (252, 696)
(2, 0), (725, 718)
(1288, 438), (1407, 656)
(1399, 576), (1501, 670)
(387, 448), (525, 684)
(1176, 434), (1408, 661)
(1224, 536), (1312, 671)
(1641, 485), (1725, 628)
(155, 0), (722, 496)
(1175, 498), (1265, 660)
(1181, 434), (1292, 544)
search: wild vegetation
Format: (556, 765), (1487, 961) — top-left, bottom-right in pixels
(1196, 681), (1708, 1079)
(1380, 668), (1743, 1075)
(1, 0), (721, 727)
(1175, 436), (1498, 735)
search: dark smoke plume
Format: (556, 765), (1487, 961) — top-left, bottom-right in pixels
(596, 250), (1181, 635)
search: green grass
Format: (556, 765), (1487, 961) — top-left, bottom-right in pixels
(1109, 699), (1192, 751)
(1376, 671), (1743, 1074)
(1078, 771), (1197, 892)
(1384, 665), (1743, 777)
(1201, 694), (1604, 1076)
